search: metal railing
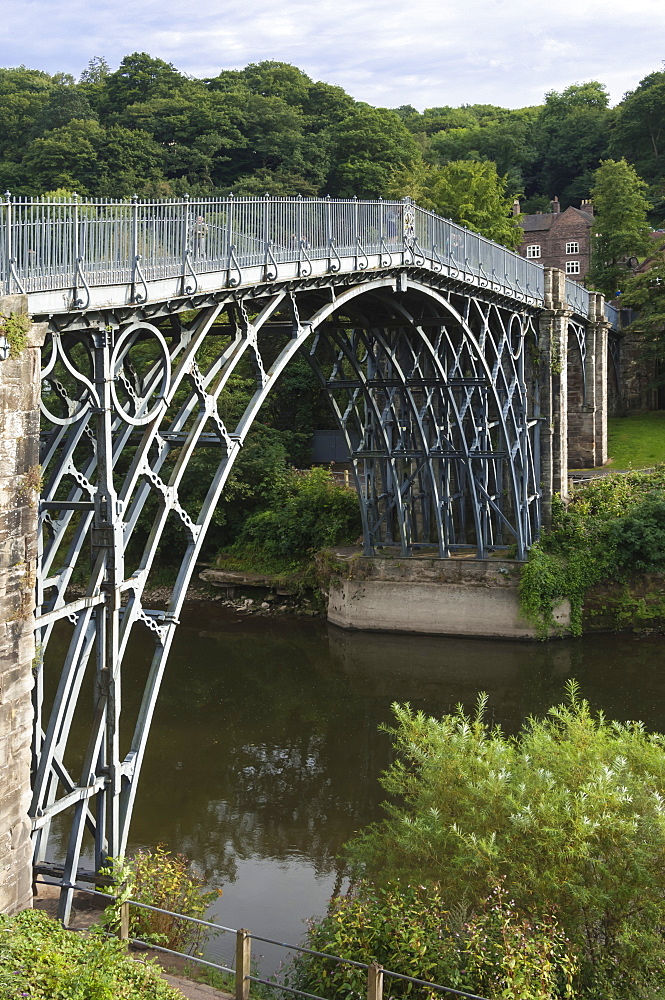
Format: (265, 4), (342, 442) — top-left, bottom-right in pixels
(604, 302), (619, 329)
(38, 880), (491, 1000)
(565, 276), (590, 318)
(0, 193), (546, 313)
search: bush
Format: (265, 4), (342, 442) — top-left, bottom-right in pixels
(235, 466), (361, 563)
(519, 469), (665, 634)
(101, 844), (219, 953)
(346, 685), (665, 997)
(0, 908), (180, 999)
(290, 880), (576, 1000)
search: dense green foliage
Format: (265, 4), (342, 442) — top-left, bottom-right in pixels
(290, 880), (577, 1000)
(519, 469), (665, 635)
(0, 908), (180, 998)
(587, 159), (653, 296)
(234, 466), (361, 566)
(334, 689), (665, 997)
(101, 844), (218, 953)
(422, 160), (522, 249)
(2, 53), (665, 243)
(620, 259), (665, 373)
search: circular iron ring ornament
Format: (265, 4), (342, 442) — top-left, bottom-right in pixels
(110, 322), (171, 427)
(40, 331), (99, 426)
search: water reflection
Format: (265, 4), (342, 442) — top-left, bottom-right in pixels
(45, 605), (665, 964)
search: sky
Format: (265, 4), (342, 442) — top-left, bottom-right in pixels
(0, 0), (663, 110)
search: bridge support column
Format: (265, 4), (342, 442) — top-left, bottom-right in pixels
(540, 270), (571, 525)
(0, 296), (44, 914)
(591, 293), (609, 468)
(566, 292), (608, 469)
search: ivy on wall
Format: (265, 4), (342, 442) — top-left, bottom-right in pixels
(520, 469), (665, 636)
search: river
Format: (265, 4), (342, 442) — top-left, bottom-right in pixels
(47, 605), (665, 974)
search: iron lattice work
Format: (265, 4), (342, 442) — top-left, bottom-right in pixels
(33, 273), (541, 920)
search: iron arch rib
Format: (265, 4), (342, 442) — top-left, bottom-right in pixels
(33, 273), (542, 918)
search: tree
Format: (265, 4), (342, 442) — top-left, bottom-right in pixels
(104, 52), (187, 113)
(328, 104), (420, 198)
(532, 82), (611, 205)
(587, 158), (652, 296)
(347, 686), (665, 993)
(619, 255), (665, 377)
(425, 160), (522, 249)
(611, 68), (665, 184)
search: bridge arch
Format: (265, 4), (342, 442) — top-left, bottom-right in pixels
(33, 272), (541, 918)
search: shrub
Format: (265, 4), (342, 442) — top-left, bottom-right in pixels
(519, 468), (665, 634)
(235, 466), (361, 563)
(0, 908), (180, 999)
(289, 880), (577, 1000)
(101, 844), (219, 953)
(346, 685), (665, 996)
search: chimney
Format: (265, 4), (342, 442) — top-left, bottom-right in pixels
(580, 199), (594, 216)
(512, 199), (521, 216)
(550, 196), (560, 214)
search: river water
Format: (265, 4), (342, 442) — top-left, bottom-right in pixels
(48, 605), (665, 973)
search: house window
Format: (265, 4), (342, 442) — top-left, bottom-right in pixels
(526, 244), (541, 259)
(566, 241), (579, 254)
(565, 261), (580, 274)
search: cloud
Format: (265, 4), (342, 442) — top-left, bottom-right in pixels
(0, 0), (662, 109)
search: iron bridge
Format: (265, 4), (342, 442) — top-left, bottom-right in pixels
(0, 194), (601, 919)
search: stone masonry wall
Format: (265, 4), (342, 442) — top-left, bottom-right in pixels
(0, 295), (43, 915)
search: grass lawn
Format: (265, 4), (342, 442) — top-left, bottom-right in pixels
(607, 411), (665, 469)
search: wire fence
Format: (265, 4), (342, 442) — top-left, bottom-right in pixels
(36, 879), (492, 1000)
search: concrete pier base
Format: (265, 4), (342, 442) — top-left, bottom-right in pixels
(327, 556), (570, 639)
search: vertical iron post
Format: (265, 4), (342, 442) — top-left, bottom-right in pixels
(72, 193), (79, 305)
(263, 192), (270, 273)
(130, 194), (139, 301)
(227, 192), (235, 278)
(297, 193), (303, 274)
(180, 192), (190, 283)
(4, 191), (11, 295)
(353, 195), (358, 269)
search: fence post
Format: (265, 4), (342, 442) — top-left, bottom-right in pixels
(119, 901), (129, 942)
(236, 928), (251, 1000)
(367, 962), (383, 1000)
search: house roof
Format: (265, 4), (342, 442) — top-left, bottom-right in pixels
(519, 206), (594, 234)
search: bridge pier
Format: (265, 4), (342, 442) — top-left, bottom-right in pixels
(0, 295), (43, 915)
(540, 271), (608, 524)
(539, 270), (570, 522)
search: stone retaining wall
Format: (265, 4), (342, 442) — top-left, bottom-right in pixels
(0, 296), (43, 914)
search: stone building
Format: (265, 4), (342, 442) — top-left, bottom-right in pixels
(515, 197), (595, 281)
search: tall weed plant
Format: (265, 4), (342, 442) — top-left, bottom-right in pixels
(102, 844), (219, 953)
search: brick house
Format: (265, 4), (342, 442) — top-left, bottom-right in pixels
(515, 197), (594, 281)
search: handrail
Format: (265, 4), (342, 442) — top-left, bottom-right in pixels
(0, 193), (546, 317)
(35, 878), (492, 1000)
